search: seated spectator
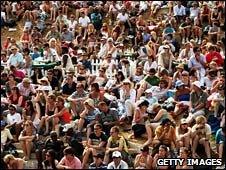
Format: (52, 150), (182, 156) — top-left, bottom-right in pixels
(131, 100), (151, 141)
(176, 147), (193, 169)
(4, 154), (25, 169)
(179, 17), (192, 44)
(38, 94), (57, 136)
(7, 46), (24, 69)
(107, 151), (129, 169)
(104, 126), (128, 164)
(5, 104), (22, 141)
(152, 145), (170, 169)
(77, 98), (100, 139)
(46, 69), (59, 91)
(152, 118), (176, 150)
(67, 83), (88, 117)
(18, 120), (36, 160)
(62, 74), (77, 97)
(205, 45), (224, 67)
(215, 126), (225, 159)
(174, 80), (190, 102)
(191, 115), (212, 158)
(57, 146), (82, 169)
(1, 120), (14, 154)
(82, 123), (107, 169)
(89, 153), (107, 169)
(186, 81), (208, 125)
(134, 145), (153, 169)
(97, 101), (119, 136)
(17, 78), (36, 98)
(46, 96), (72, 136)
(175, 118), (191, 149)
(42, 149), (58, 169)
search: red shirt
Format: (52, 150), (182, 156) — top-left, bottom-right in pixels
(205, 51), (224, 66)
(13, 70), (25, 80)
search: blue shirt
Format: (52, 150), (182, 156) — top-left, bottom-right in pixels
(215, 128), (225, 144)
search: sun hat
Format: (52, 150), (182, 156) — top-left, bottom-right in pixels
(84, 98), (95, 108)
(180, 118), (188, 124)
(175, 80), (185, 88)
(192, 81), (202, 89)
(176, 63), (184, 69)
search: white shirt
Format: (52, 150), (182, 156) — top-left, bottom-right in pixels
(173, 5), (186, 16)
(1, 11), (6, 21)
(107, 160), (129, 169)
(117, 13), (129, 22)
(119, 88), (136, 103)
(1, 128), (13, 145)
(6, 113), (22, 125)
(79, 16), (90, 27)
(190, 7), (200, 19)
(144, 60), (158, 74)
(68, 20), (78, 31)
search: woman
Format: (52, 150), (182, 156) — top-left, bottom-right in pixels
(30, 68), (43, 84)
(22, 48), (32, 76)
(145, 40), (156, 59)
(89, 83), (105, 107)
(134, 31), (144, 47)
(53, 66), (63, 84)
(176, 147), (192, 169)
(106, 37), (117, 59)
(42, 149), (58, 169)
(119, 79), (136, 123)
(104, 126), (128, 164)
(38, 94), (57, 136)
(134, 146), (152, 169)
(176, 119), (192, 149)
(8, 86), (25, 111)
(22, 100), (40, 129)
(20, 28), (31, 45)
(49, 38), (61, 56)
(111, 24), (121, 41)
(4, 154), (25, 169)
(46, 96), (72, 136)
(5, 74), (17, 97)
(89, 67), (108, 87)
(131, 100), (149, 139)
(86, 23), (96, 39)
(100, 23), (110, 38)
(18, 120), (36, 160)
(152, 145), (170, 169)
(159, 69), (172, 89)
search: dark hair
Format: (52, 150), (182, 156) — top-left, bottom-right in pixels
(116, 71), (125, 82)
(8, 73), (15, 79)
(43, 149), (57, 169)
(91, 83), (100, 92)
(63, 146), (74, 155)
(11, 86), (20, 96)
(26, 100), (35, 114)
(193, 46), (200, 53)
(138, 100), (149, 108)
(149, 68), (156, 74)
(23, 48), (30, 54)
(44, 43), (50, 48)
(94, 123), (102, 129)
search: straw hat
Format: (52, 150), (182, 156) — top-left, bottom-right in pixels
(84, 98), (95, 108)
(176, 63), (184, 69)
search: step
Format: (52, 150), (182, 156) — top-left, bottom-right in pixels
(14, 142), (22, 150)
(24, 159), (38, 169)
(17, 149), (36, 159)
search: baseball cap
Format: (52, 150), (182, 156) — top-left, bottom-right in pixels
(112, 151), (122, 158)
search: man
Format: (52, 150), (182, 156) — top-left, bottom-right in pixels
(43, 43), (60, 62)
(62, 74), (76, 97)
(67, 83), (89, 116)
(188, 47), (206, 85)
(9, 65), (25, 82)
(5, 104), (22, 141)
(46, 69), (59, 91)
(205, 45), (224, 67)
(45, 25), (61, 41)
(82, 123), (107, 169)
(36, 131), (64, 168)
(89, 153), (107, 169)
(57, 146), (82, 169)
(1, 120), (14, 153)
(173, 1), (186, 24)
(61, 28), (74, 42)
(97, 101), (119, 136)
(78, 11), (90, 36)
(17, 78), (36, 98)
(7, 46), (23, 69)
(107, 151), (128, 169)
(186, 81), (208, 125)
(136, 68), (160, 100)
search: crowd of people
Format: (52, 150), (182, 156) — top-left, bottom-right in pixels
(1, 1), (225, 169)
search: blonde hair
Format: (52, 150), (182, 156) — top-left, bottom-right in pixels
(195, 115), (206, 124)
(4, 154), (15, 164)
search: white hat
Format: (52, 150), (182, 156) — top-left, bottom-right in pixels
(145, 88), (153, 93)
(123, 79), (132, 85)
(175, 80), (185, 88)
(192, 81), (201, 89)
(107, 37), (113, 42)
(180, 118), (188, 124)
(112, 151), (122, 158)
(104, 93), (117, 101)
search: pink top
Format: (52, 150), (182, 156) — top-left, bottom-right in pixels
(59, 156), (82, 169)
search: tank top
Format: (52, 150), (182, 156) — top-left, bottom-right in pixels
(60, 110), (71, 123)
